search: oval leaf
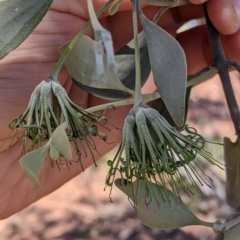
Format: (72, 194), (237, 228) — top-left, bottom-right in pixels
(59, 35), (134, 100)
(50, 124), (72, 161)
(115, 178), (205, 230)
(19, 144), (49, 188)
(0, 0), (53, 59)
(138, 5), (187, 127)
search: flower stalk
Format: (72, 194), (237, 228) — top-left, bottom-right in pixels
(132, 0), (143, 106)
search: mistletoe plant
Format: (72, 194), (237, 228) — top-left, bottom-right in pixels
(1, 0), (240, 239)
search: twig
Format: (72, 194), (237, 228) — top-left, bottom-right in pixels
(203, 3), (240, 136)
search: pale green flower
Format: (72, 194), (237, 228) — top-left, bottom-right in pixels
(106, 103), (222, 203)
(9, 79), (107, 158)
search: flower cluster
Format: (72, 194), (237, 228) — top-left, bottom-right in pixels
(9, 79), (107, 161)
(106, 103), (222, 203)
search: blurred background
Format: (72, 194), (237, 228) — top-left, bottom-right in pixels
(0, 71), (239, 240)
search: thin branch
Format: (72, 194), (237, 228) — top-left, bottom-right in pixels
(203, 3), (240, 136)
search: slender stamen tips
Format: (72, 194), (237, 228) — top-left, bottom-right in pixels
(8, 79), (109, 161)
(106, 105), (222, 205)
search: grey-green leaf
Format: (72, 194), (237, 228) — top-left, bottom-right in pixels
(19, 144), (49, 188)
(115, 178), (208, 230)
(0, 0), (53, 59)
(59, 35), (134, 100)
(138, 5), (187, 127)
(224, 137), (240, 209)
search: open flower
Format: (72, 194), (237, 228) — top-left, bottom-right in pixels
(9, 79), (108, 159)
(106, 103), (222, 204)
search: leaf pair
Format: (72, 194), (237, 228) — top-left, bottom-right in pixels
(60, 36), (133, 100)
(59, 33), (150, 101)
(19, 124), (72, 188)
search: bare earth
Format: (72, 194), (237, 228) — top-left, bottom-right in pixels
(0, 71), (240, 240)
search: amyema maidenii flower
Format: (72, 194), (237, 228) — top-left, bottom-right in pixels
(9, 79), (107, 159)
(106, 102), (222, 204)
